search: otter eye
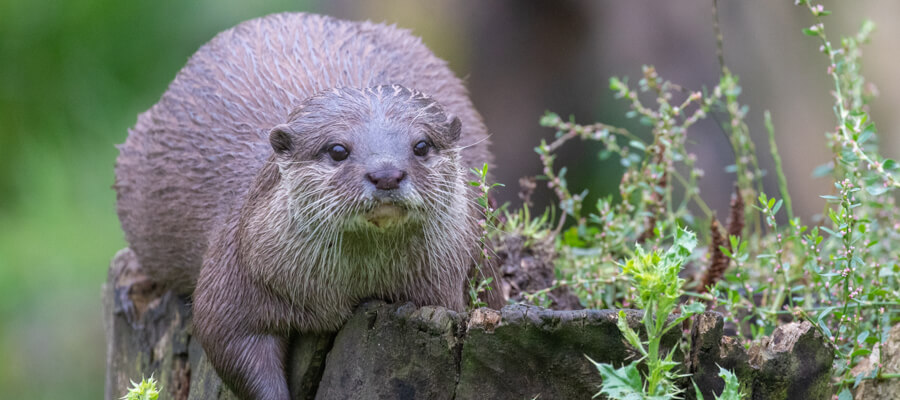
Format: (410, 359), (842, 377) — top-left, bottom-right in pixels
(328, 144), (349, 161)
(413, 140), (430, 157)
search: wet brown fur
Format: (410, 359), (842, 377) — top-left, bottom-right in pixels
(114, 13), (499, 400)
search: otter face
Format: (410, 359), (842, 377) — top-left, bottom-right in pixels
(268, 85), (464, 232)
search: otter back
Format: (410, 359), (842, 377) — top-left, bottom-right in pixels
(114, 13), (491, 293)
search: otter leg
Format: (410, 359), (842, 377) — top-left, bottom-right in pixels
(213, 332), (290, 400)
(195, 289), (292, 400)
(193, 229), (293, 400)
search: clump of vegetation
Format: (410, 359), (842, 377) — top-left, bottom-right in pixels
(501, 0), (899, 397)
(121, 376), (159, 400)
(591, 228), (720, 399)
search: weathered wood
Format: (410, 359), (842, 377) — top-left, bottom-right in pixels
(457, 306), (681, 399)
(688, 311), (836, 399)
(104, 248), (191, 400)
(315, 303), (463, 399)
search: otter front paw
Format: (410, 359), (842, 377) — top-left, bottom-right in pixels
(204, 332), (290, 400)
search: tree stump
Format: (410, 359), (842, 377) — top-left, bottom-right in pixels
(104, 248), (835, 399)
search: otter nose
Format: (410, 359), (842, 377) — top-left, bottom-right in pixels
(366, 169), (407, 190)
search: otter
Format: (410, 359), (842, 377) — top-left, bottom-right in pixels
(114, 13), (502, 400)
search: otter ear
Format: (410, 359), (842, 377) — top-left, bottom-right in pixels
(446, 116), (461, 142)
(269, 124), (294, 155)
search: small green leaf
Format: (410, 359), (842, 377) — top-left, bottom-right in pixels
(682, 302), (706, 316)
(719, 245), (733, 258)
(837, 387), (852, 400)
(609, 77), (623, 91)
(851, 348), (872, 359)
(841, 147), (860, 163)
(539, 112), (561, 127)
(693, 381), (705, 400)
(858, 123), (876, 143)
(819, 227), (839, 237)
(715, 366), (744, 400)
(818, 306), (836, 328)
(866, 184), (888, 196)
(812, 162), (833, 178)
(591, 359), (644, 400)
(853, 370), (868, 389)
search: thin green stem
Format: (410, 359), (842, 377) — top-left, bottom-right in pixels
(840, 373), (900, 385)
(765, 110), (794, 221)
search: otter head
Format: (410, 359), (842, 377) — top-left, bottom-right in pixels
(267, 85), (466, 233)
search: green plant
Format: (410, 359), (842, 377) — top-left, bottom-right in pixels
(535, 64), (729, 312)
(501, 203), (553, 249)
(591, 228), (706, 399)
(121, 376), (159, 400)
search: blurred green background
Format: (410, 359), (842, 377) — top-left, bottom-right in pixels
(1, 0), (898, 398)
(0, 1), (310, 398)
